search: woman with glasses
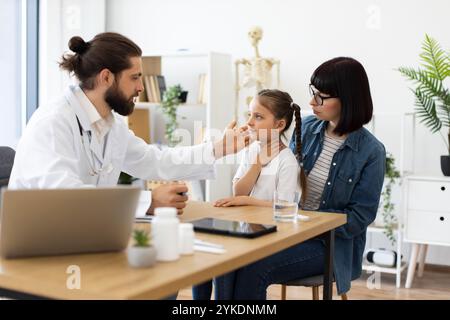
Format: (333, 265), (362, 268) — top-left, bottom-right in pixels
(210, 57), (386, 300)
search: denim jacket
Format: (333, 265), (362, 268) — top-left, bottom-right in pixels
(289, 115), (386, 294)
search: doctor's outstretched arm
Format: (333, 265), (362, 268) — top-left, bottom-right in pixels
(122, 120), (250, 182)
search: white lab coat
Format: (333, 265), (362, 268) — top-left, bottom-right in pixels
(9, 85), (216, 191)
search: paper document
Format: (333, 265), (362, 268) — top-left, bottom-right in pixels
(194, 245), (226, 255)
(135, 190), (151, 217)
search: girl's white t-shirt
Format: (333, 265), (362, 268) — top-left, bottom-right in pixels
(233, 142), (300, 201)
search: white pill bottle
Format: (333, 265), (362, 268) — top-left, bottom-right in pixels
(152, 207), (180, 262)
(178, 223), (195, 255)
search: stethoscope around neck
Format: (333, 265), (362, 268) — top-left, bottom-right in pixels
(76, 116), (114, 177)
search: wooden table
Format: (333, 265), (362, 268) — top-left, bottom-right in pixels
(0, 202), (346, 300)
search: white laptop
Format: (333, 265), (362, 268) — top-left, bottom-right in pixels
(0, 187), (141, 259)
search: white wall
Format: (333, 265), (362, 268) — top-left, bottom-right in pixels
(106, 0), (450, 267)
(39, 0), (106, 106)
(106, 0), (450, 174)
(0, 0), (22, 148)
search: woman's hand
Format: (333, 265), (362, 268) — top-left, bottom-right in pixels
(214, 195), (253, 207)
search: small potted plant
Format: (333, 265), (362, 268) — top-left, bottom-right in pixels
(127, 229), (157, 268)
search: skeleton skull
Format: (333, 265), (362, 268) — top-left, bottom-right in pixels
(248, 26), (263, 47)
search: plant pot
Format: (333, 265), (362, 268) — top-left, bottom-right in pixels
(127, 246), (157, 268)
(178, 91), (188, 103)
(441, 155), (450, 176)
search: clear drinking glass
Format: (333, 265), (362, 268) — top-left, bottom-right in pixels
(273, 191), (300, 222)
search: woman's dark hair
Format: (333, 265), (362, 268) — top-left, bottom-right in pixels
(310, 57), (373, 136)
(59, 32), (142, 90)
(257, 89), (307, 203)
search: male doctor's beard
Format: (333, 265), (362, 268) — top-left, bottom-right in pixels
(104, 81), (136, 116)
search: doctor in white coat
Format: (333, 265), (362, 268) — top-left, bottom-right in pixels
(9, 32), (249, 214)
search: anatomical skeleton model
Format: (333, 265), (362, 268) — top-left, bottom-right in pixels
(235, 26), (280, 121)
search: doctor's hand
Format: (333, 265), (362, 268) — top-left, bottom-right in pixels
(213, 120), (250, 159)
(147, 183), (189, 215)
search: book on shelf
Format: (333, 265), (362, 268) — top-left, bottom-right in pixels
(143, 76), (154, 103)
(197, 73), (208, 104)
(156, 75), (166, 101)
(142, 75), (167, 103)
(150, 76), (161, 103)
(138, 82), (148, 102)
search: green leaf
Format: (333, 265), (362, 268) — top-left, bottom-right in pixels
(447, 51), (450, 77)
(381, 153), (400, 246)
(437, 101), (450, 128)
(420, 34), (449, 81)
(398, 67), (445, 101)
(132, 229), (151, 247)
(413, 88), (442, 133)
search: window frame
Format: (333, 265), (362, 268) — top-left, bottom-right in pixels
(22, 0), (39, 124)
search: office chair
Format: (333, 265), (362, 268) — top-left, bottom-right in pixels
(0, 146), (15, 187)
(280, 274), (348, 300)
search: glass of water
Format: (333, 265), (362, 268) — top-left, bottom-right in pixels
(273, 191), (300, 222)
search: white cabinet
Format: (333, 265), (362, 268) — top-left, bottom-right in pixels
(404, 176), (450, 246)
(407, 211), (450, 244)
(407, 179), (450, 213)
(403, 175), (450, 288)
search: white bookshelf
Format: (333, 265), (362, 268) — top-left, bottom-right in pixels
(129, 52), (234, 202)
(363, 263), (408, 275)
(363, 227), (407, 287)
(362, 112), (416, 288)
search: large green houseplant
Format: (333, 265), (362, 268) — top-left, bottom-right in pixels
(398, 34), (450, 175)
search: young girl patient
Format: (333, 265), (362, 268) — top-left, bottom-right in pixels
(192, 89), (307, 300)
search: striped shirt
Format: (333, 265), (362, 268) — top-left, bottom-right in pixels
(303, 131), (346, 210)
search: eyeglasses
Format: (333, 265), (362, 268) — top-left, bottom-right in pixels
(309, 84), (338, 106)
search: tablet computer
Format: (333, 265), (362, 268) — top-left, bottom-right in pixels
(190, 217), (277, 238)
